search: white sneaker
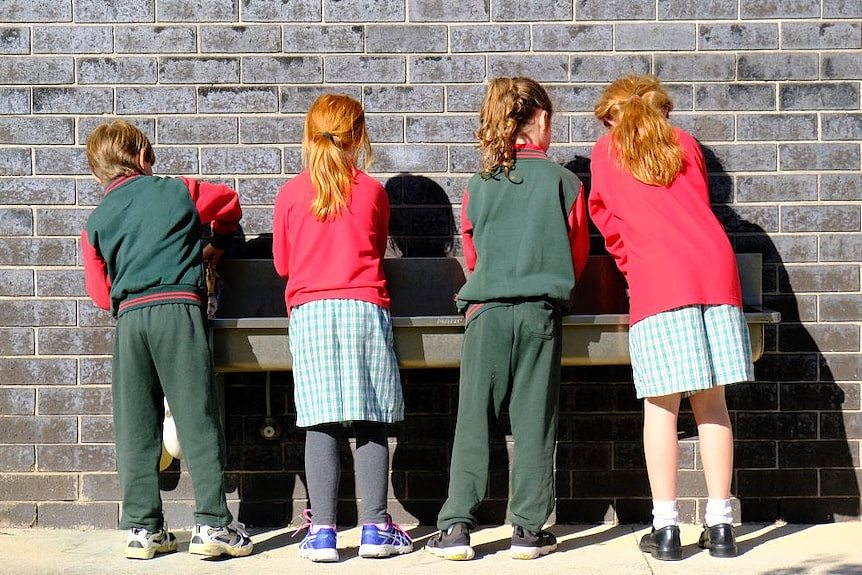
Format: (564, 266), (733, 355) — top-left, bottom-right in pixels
(189, 521), (253, 557)
(125, 526), (177, 560)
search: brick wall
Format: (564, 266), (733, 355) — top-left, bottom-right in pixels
(0, 0), (860, 528)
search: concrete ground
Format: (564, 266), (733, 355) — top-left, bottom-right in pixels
(0, 522), (860, 575)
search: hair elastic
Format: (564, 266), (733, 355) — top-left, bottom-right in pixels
(320, 131), (334, 141)
(628, 94), (641, 102)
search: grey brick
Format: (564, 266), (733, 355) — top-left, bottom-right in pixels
(446, 84), (487, 112)
(704, 144), (777, 172)
(80, 416), (114, 443)
(780, 83), (860, 110)
(36, 208), (89, 236)
(0, 327), (34, 355)
(0, 238), (77, 266)
(0, 57), (73, 85)
(409, 0), (489, 21)
(0, 208), (32, 235)
(0, 0), (71, 22)
(756, 234), (819, 263)
(38, 387), (108, 416)
(0, 416), (77, 444)
(201, 25), (280, 53)
(34, 147), (89, 176)
(666, 84), (694, 110)
(78, 57), (157, 84)
(570, 114), (607, 142)
(38, 444), (116, 471)
(699, 23), (778, 50)
(199, 87), (279, 114)
(0, 118), (74, 145)
(737, 175), (817, 203)
(546, 85), (612, 113)
(362, 86), (444, 113)
(325, 56), (405, 83)
(694, 84), (776, 111)
(81, 473), (123, 500)
(821, 174), (862, 201)
(570, 55), (651, 83)
(367, 25), (447, 53)
(450, 144), (481, 173)
(578, 0), (655, 19)
(822, 113), (862, 141)
(821, 295), (862, 322)
(493, 0), (571, 20)
(821, 353), (861, 381)
(157, 117), (238, 145)
(0, 149), (30, 176)
(532, 25), (612, 52)
(780, 143), (860, 171)
(80, 358), (112, 385)
(0, 270), (33, 296)
(373, 145), (448, 172)
(117, 87), (196, 114)
(741, 0), (821, 19)
(202, 147), (281, 175)
(36, 270), (86, 298)
(282, 24), (362, 53)
(671, 114), (735, 141)
(0, 358), (78, 385)
(824, 0), (862, 17)
(33, 25), (113, 54)
(279, 86), (361, 113)
(115, 25), (197, 54)
(782, 22), (862, 49)
(78, 118), (155, 147)
(77, 178), (104, 206)
(75, 0), (154, 22)
(324, 0), (404, 21)
(242, 56), (322, 84)
(659, 0), (737, 19)
(236, 206), (274, 235)
(407, 115), (475, 143)
(33, 88), (113, 115)
(241, 0), (321, 21)
(0, 388), (34, 415)
(655, 54), (735, 81)
(410, 55), (485, 83)
(78, 301), (115, 328)
(38, 327), (114, 355)
(159, 57), (240, 84)
(781, 265), (860, 292)
(239, 117), (303, 144)
(0, 88), (29, 114)
(0, 300), (75, 328)
(36, 502), (118, 529)
(449, 25), (527, 53)
(0, 178), (75, 204)
(158, 0), (238, 22)
(737, 113), (817, 141)
(821, 234), (862, 262)
(0, 446), (34, 472)
(154, 147), (199, 174)
(488, 55), (568, 82)
(823, 52), (862, 79)
(0, 27), (28, 54)
(0, 474), (77, 500)
(782, 206), (860, 233)
(237, 178), (280, 204)
(738, 53), (819, 81)
(616, 23), (696, 51)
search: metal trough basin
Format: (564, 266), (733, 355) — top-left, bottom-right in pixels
(209, 255), (779, 372)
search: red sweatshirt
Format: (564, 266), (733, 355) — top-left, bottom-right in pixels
(272, 169), (390, 312)
(588, 128), (742, 325)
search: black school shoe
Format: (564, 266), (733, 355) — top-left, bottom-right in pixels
(510, 525), (558, 559)
(425, 523), (474, 560)
(698, 523), (738, 558)
(639, 525), (683, 561)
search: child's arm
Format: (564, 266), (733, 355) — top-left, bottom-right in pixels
(568, 182), (590, 280)
(80, 231), (111, 310)
(461, 190), (477, 271)
(180, 177), (242, 252)
(377, 186), (391, 258)
(588, 184), (629, 277)
(272, 188), (289, 279)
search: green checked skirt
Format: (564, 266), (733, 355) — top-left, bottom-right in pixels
(289, 298), (404, 428)
(629, 304), (754, 399)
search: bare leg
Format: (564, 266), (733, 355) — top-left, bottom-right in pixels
(643, 393), (682, 502)
(689, 386), (733, 500)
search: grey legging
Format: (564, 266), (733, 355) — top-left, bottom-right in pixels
(304, 421), (389, 526)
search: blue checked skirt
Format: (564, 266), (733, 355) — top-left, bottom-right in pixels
(288, 298), (404, 428)
(629, 304), (754, 399)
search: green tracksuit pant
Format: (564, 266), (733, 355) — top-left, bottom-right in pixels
(437, 300), (561, 533)
(112, 303), (231, 531)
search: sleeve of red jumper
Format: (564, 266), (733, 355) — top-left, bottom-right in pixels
(587, 178), (629, 278)
(377, 187), (390, 258)
(568, 182), (590, 280)
(272, 187), (290, 279)
(81, 231), (111, 310)
(460, 189), (476, 272)
(181, 177), (242, 248)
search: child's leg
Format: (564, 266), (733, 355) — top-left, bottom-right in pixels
(352, 421), (389, 525)
(112, 313), (165, 532)
(508, 301), (561, 533)
(688, 386), (734, 502)
(148, 304), (231, 528)
(305, 424), (342, 526)
(643, 393), (682, 515)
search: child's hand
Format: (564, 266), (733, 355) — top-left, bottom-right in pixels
(203, 243), (225, 269)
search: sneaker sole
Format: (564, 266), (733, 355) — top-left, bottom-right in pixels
(426, 544), (475, 561)
(511, 543), (557, 560)
(188, 542), (253, 558)
(359, 543), (414, 558)
(125, 543), (177, 560)
(298, 548), (339, 562)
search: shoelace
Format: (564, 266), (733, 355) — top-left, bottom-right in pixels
(291, 508), (314, 538)
(228, 520), (250, 540)
(383, 514), (413, 543)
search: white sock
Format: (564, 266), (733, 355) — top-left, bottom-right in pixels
(704, 498), (733, 527)
(652, 499), (679, 529)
